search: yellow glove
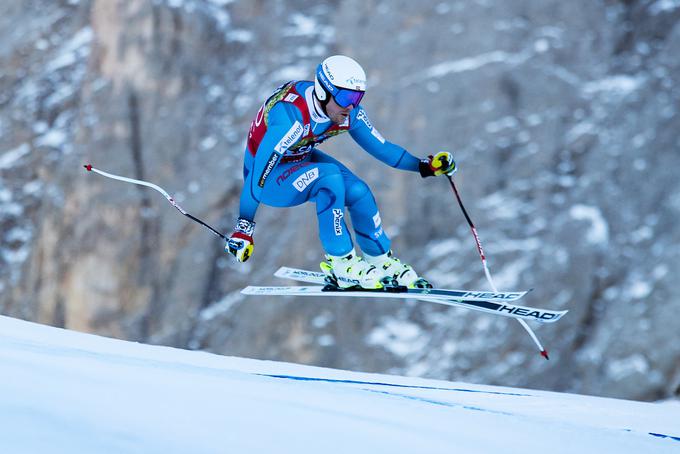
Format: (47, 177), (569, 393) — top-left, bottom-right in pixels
(419, 151), (457, 177)
(226, 218), (255, 262)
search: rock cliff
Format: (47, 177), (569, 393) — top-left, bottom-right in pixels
(1, 0), (679, 400)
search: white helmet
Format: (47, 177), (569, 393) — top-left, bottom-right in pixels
(314, 55), (366, 109)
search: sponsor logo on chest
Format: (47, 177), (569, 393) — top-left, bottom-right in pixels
(274, 121), (304, 154)
(284, 93), (299, 103)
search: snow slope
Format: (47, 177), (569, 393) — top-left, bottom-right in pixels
(0, 315), (678, 454)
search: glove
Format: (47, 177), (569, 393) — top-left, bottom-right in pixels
(226, 218), (255, 262)
(419, 151), (457, 178)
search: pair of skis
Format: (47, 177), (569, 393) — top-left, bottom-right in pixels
(242, 267), (567, 324)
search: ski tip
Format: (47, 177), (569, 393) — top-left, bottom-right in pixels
(540, 350), (549, 360)
(273, 266), (289, 278)
(84, 164), (93, 172)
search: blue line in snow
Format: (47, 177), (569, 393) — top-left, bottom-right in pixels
(259, 375), (680, 438)
(649, 432), (680, 442)
(361, 388), (514, 416)
(257, 374), (531, 396)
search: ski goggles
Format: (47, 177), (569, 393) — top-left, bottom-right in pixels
(333, 88), (364, 108)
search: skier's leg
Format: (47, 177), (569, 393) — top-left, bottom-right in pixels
(306, 164), (354, 256)
(306, 164), (388, 288)
(274, 154), (382, 289)
(311, 150), (390, 256)
(344, 179), (391, 256)
(256, 160), (353, 256)
(258, 160), (317, 208)
(311, 149), (430, 288)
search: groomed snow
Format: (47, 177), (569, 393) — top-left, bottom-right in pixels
(0, 315), (678, 453)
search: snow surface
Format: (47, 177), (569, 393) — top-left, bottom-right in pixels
(0, 315), (679, 454)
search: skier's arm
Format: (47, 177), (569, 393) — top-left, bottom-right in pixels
(238, 102), (304, 221)
(229, 102), (304, 262)
(348, 107), (421, 171)
(349, 107), (456, 177)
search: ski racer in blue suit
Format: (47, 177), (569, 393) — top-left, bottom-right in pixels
(227, 55), (456, 289)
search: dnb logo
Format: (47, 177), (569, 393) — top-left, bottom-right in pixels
(292, 168), (319, 192)
(333, 209), (344, 236)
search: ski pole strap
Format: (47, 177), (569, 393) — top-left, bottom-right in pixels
(84, 164), (226, 240)
(234, 218), (256, 236)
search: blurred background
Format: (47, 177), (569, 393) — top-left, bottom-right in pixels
(1, 0), (679, 402)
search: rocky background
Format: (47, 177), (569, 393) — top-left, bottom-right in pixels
(1, 0), (679, 401)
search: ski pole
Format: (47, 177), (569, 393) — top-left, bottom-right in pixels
(83, 164), (226, 240)
(446, 175), (550, 360)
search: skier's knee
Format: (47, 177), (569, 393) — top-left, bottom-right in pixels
(311, 172), (344, 211)
(313, 169), (345, 195)
(346, 179), (371, 207)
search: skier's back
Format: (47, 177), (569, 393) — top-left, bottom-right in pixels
(227, 55), (457, 289)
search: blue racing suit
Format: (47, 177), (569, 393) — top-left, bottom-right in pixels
(239, 80), (421, 256)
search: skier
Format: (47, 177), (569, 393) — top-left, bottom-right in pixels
(226, 55), (456, 289)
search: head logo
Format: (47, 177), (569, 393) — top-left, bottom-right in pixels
(324, 63), (334, 80)
(356, 109), (372, 128)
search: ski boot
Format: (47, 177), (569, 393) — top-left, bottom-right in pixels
(320, 249), (399, 290)
(365, 250), (432, 289)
